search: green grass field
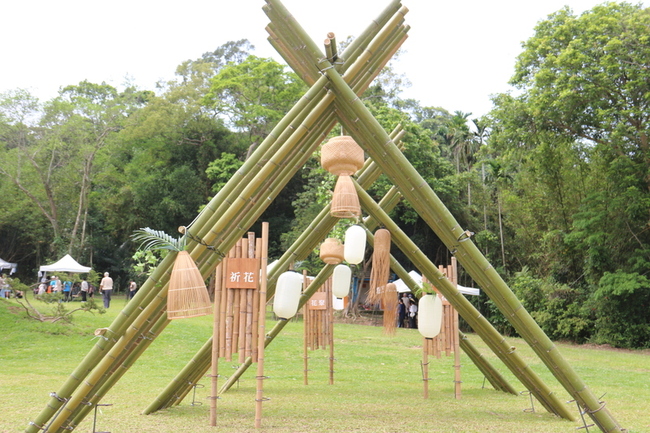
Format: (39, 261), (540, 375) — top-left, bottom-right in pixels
(1, 295), (649, 433)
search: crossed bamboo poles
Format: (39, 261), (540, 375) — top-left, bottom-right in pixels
(26, 1), (623, 432)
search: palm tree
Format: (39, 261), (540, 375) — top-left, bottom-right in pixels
(484, 160), (513, 270)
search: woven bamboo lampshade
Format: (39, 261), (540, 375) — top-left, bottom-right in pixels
(167, 251), (212, 320)
(320, 238), (344, 264)
(321, 136), (364, 218)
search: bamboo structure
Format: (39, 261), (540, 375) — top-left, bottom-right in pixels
(26, 1), (624, 432)
(303, 274), (335, 384)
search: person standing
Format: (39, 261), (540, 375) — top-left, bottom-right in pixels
(128, 280), (138, 300)
(99, 272), (114, 308)
(397, 297), (406, 328)
(80, 278), (89, 302)
(408, 300), (418, 329)
(63, 280), (72, 302)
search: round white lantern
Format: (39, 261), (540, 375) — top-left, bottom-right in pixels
(343, 225), (366, 265)
(273, 271), (303, 319)
(332, 264), (352, 298)
(418, 294), (443, 338)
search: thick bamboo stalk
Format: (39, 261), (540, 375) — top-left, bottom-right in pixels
(458, 332), (517, 395)
(354, 184), (575, 420)
(423, 339), (430, 399)
(303, 271), (310, 385)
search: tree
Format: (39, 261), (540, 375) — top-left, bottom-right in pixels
(203, 55), (308, 153)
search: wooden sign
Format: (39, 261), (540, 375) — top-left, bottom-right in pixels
(226, 258), (259, 289)
(308, 292), (327, 310)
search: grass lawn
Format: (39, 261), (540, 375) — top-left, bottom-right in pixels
(1, 294), (649, 433)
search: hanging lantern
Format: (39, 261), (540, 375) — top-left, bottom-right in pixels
(273, 271), (303, 319)
(418, 294), (443, 338)
(344, 225), (366, 265)
(332, 264), (352, 298)
(367, 228), (391, 304)
(167, 251), (212, 320)
(320, 238), (344, 265)
(383, 282), (398, 335)
(320, 135), (364, 218)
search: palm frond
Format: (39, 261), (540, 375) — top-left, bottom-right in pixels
(131, 228), (184, 252)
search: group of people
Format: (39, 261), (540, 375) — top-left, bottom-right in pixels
(32, 272), (139, 309)
(397, 292), (418, 329)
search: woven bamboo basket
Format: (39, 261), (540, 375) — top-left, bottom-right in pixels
(320, 135), (364, 176)
(319, 238), (344, 264)
(167, 251), (212, 319)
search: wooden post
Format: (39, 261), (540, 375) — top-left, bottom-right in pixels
(303, 271), (309, 386)
(327, 278), (334, 385)
(254, 222), (269, 428)
(210, 262), (223, 426)
(423, 339), (430, 399)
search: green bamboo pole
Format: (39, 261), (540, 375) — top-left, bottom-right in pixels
(354, 183), (575, 420)
(458, 332), (518, 395)
(67, 310), (170, 429)
(273, 12), (621, 426)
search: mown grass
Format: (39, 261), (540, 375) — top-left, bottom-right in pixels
(1, 294), (649, 433)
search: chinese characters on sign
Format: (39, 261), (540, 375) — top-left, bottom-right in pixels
(308, 292), (327, 310)
(226, 258), (260, 289)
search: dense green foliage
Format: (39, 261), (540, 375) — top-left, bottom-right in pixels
(1, 3), (648, 347)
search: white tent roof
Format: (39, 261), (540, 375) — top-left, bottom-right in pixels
(0, 258), (17, 274)
(392, 270), (480, 296)
(39, 254), (91, 274)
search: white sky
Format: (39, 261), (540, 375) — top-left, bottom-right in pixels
(1, 0), (644, 118)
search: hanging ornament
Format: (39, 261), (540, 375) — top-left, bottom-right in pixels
(273, 271), (303, 319)
(344, 225), (366, 265)
(383, 282), (398, 335)
(332, 264), (352, 298)
(320, 135), (365, 218)
(418, 294), (443, 338)
(367, 228), (391, 305)
(167, 251), (212, 319)
(319, 238), (344, 265)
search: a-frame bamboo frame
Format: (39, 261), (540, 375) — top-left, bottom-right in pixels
(25, 1), (623, 432)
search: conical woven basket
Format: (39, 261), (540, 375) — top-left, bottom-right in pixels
(321, 135), (364, 176)
(331, 175), (361, 218)
(167, 251), (212, 320)
(319, 238), (344, 264)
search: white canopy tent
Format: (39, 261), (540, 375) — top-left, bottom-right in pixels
(0, 258), (17, 275)
(392, 270), (480, 296)
(39, 254), (91, 276)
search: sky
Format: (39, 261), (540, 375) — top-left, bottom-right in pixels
(1, 0), (645, 118)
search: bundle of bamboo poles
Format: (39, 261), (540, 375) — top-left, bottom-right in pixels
(216, 233), (262, 363)
(26, 3), (412, 431)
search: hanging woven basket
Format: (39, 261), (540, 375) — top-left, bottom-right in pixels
(319, 238), (344, 265)
(368, 229), (391, 304)
(167, 251), (212, 320)
(321, 135), (364, 176)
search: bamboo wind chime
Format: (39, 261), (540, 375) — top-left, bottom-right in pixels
(302, 272), (335, 385)
(321, 135), (365, 218)
(209, 225), (269, 427)
(367, 228), (396, 334)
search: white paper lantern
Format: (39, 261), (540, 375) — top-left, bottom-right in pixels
(332, 264), (352, 298)
(273, 271), (303, 319)
(418, 294), (443, 338)
(344, 225), (366, 264)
